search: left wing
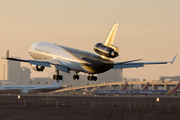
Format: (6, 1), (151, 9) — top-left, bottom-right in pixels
(113, 55), (177, 69)
(6, 50), (70, 73)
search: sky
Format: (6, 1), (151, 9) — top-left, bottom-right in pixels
(0, 0), (179, 81)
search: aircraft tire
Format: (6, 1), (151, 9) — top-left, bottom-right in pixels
(76, 75), (79, 80)
(53, 75), (56, 80)
(94, 76), (97, 81)
(87, 76), (90, 80)
(73, 75), (76, 80)
(53, 75), (63, 80)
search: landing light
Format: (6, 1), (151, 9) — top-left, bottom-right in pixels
(83, 92), (85, 95)
(156, 98), (159, 102)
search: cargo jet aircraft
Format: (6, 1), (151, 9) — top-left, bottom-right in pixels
(0, 80), (65, 94)
(6, 24), (177, 81)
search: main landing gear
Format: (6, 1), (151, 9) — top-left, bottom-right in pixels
(73, 72), (79, 80)
(87, 75), (97, 81)
(52, 70), (63, 80)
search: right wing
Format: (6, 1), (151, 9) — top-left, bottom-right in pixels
(113, 55), (177, 69)
(6, 50), (70, 73)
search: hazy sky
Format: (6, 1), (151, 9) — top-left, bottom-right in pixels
(0, 0), (179, 80)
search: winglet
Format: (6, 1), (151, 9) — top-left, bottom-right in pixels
(6, 50), (9, 58)
(171, 55), (177, 64)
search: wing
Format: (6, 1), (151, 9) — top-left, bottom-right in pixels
(113, 55), (177, 69)
(6, 50), (70, 73)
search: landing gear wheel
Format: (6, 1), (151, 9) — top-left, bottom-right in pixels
(73, 75), (79, 80)
(94, 76), (97, 81)
(53, 75), (56, 80)
(58, 75), (63, 80)
(76, 75), (79, 80)
(87, 75), (97, 81)
(52, 75), (63, 80)
(73, 75), (76, 80)
(87, 76), (90, 80)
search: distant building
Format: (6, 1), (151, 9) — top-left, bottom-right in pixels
(0, 58), (31, 85)
(0, 57), (21, 82)
(160, 76), (180, 82)
(20, 67), (31, 85)
(0, 58), (8, 80)
(98, 69), (123, 83)
(62, 71), (88, 87)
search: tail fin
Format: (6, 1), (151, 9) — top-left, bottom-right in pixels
(165, 82), (180, 95)
(51, 80), (62, 87)
(103, 23), (118, 46)
(119, 82), (128, 90)
(141, 82), (149, 90)
(99, 23), (119, 60)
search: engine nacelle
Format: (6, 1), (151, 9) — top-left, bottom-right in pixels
(31, 64), (45, 71)
(21, 90), (29, 94)
(94, 43), (119, 58)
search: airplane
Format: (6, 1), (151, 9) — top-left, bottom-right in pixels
(134, 82), (180, 95)
(94, 82), (180, 96)
(0, 80), (65, 94)
(93, 82), (148, 95)
(93, 82), (128, 95)
(6, 23), (177, 81)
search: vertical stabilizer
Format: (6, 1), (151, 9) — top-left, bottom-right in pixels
(141, 82), (149, 90)
(103, 23), (118, 46)
(165, 82), (180, 95)
(119, 82), (128, 90)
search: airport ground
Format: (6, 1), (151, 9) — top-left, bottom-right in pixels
(0, 93), (180, 119)
(0, 104), (180, 120)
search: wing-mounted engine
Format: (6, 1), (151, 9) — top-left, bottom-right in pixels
(31, 64), (45, 71)
(94, 43), (119, 58)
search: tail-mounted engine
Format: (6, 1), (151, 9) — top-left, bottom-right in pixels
(94, 43), (119, 58)
(31, 64), (45, 71)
